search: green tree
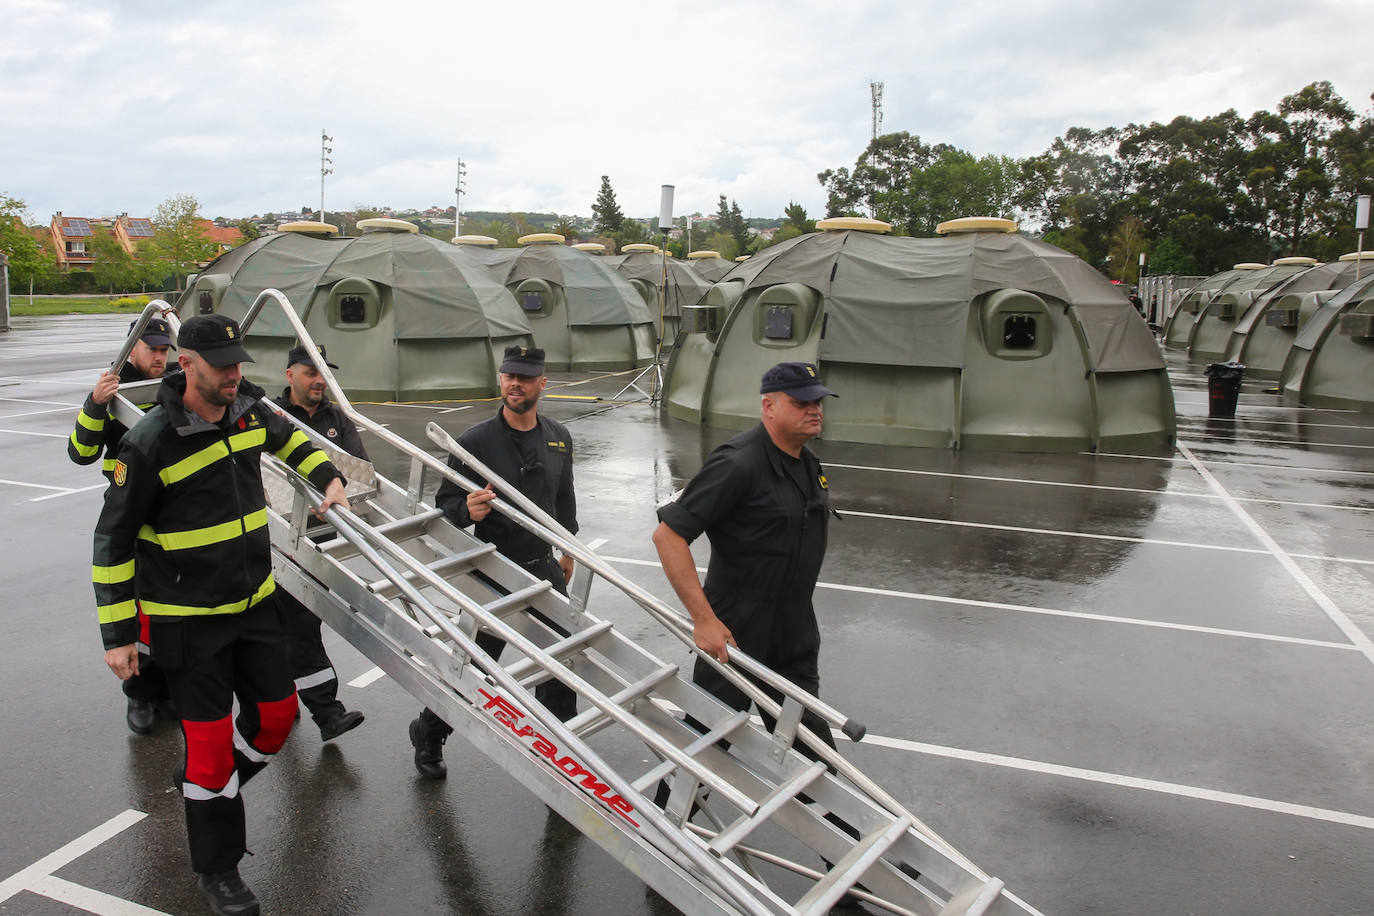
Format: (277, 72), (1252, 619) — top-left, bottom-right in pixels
(0, 193), (55, 297)
(592, 176), (625, 235)
(1107, 216), (1149, 284)
(704, 231), (738, 260)
(236, 219), (261, 242)
(552, 218), (580, 241)
(818, 131), (944, 218)
(151, 193), (215, 291)
(480, 219), (519, 248)
(91, 233), (140, 294)
(783, 201), (815, 234)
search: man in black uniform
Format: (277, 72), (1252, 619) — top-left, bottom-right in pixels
(69, 316), (175, 734)
(652, 361), (839, 752)
(272, 344), (366, 741)
(408, 345), (579, 779)
(93, 315), (349, 916)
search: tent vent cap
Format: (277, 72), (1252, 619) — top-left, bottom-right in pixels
(816, 217), (892, 233)
(357, 218), (419, 234)
(453, 235), (499, 247)
(572, 242), (606, 253)
(518, 233), (566, 246)
(734, 255), (751, 261)
(1273, 256), (1318, 266)
(688, 250), (723, 260)
(622, 243), (661, 253)
(936, 216), (1017, 235)
(1233, 262), (1267, 270)
(1339, 251), (1374, 261)
(277, 221), (339, 237)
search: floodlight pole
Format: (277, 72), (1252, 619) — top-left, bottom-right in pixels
(1, 251), (10, 332)
(455, 157), (468, 238)
(320, 130), (334, 227)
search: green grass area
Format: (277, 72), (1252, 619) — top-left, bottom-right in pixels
(8, 296), (155, 316)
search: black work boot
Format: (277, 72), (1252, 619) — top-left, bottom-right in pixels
(409, 716), (447, 779)
(126, 697), (155, 735)
(317, 708), (365, 742)
(196, 869), (260, 916)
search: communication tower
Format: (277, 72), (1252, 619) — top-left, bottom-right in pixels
(870, 80), (884, 141)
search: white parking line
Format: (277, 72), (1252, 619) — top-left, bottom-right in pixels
(28, 875), (169, 915)
(1179, 442), (1374, 668)
(31, 483), (106, 502)
(857, 733), (1374, 833)
(599, 554), (1360, 651)
(0, 396), (84, 407)
(0, 405), (81, 420)
(0, 809), (154, 909)
(0, 427), (68, 439)
(348, 667), (387, 688)
(1098, 451), (1374, 477)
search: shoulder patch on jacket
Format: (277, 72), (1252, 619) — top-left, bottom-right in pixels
(113, 460), (128, 486)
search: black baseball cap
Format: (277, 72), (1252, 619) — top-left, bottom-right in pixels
(128, 317), (174, 348)
(287, 343), (338, 370)
(499, 345), (546, 376)
(760, 362), (837, 400)
(178, 314), (254, 367)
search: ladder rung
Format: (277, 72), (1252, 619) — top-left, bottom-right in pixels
(631, 710), (752, 795)
(796, 814), (913, 916)
(319, 507), (445, 555)
(503, 620), (614, 681)
(479, 580), (553, 618)
(708, 761), (828, 856)
(564, 664), (679, 738)
(367, 543), (498, 598)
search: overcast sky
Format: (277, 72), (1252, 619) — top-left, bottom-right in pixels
(4, 0), (1371, 225)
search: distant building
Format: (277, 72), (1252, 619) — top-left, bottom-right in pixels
(113, 213), (156, 255)
(49, 212), (95, 269)
(195, 219), (244, 258)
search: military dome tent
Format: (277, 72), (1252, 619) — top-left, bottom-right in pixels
(608, 246), (713, 342)
(664, 216), (1174, 451)
(1186, 258), (1319, 360)
(1220, 253), (1374, 378)
(1280, 272), (1374, 411)
(1162, 265), (1258, 348)
(476, 233), (655, 371)
(685, 250), (735, 282)
(179, 221), (531, 400)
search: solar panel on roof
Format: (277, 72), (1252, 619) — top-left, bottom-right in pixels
(126, 220), (154, 238)
(64, 218), (91, 236)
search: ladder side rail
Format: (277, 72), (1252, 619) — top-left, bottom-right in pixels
(305, 479), (763, 818)
(305, 496), (778, 916)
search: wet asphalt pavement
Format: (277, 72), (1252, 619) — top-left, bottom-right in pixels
(2, 313), (1372, 915)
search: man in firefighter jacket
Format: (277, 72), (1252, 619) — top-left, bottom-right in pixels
(272, 343), (366, 742)
(68, 316), (175, 735)
(92, 314), (349, 916)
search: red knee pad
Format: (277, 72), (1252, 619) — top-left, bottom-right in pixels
(182, 716), (234, 790)
(253, 694), (298, 754)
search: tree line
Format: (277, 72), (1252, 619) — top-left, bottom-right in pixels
(818, 81), (1374, 283)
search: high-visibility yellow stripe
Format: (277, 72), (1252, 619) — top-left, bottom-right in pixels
(102, 457), (118, 473)
(76, 410), (105, 432)
(137, 508), (268, 551)
(98, 599), (137, 624)
(295, 449), (328, 478)
(229, 427), (267, 452)
(159, 440), (230, 486)
(92, 559), (135, 585)
(274, 430), (309, 461)
(140, 574), (276, 617)
(70, 431), (100, 457)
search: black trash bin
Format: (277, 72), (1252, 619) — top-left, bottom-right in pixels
(1204, 362), (1245, 418)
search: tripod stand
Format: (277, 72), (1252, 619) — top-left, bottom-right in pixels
(613, 231), (672, 403)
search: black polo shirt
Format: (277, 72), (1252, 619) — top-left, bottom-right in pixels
(274, 389), (368, 461)
(657, 424), (831, 663)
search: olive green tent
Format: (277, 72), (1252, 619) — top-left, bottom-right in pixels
(683, 251), (736, 282)
(608, 249), (712, 342)
(180, 226), (531, 400)
(475, 236), (655, 371)
(1186, 259), (1319, 360)
(1163, 267), (1253, 348)
(1280, 272), (1374, 411)
(1221, 254), (1374, 378)
(664, 218), (1174, 452)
